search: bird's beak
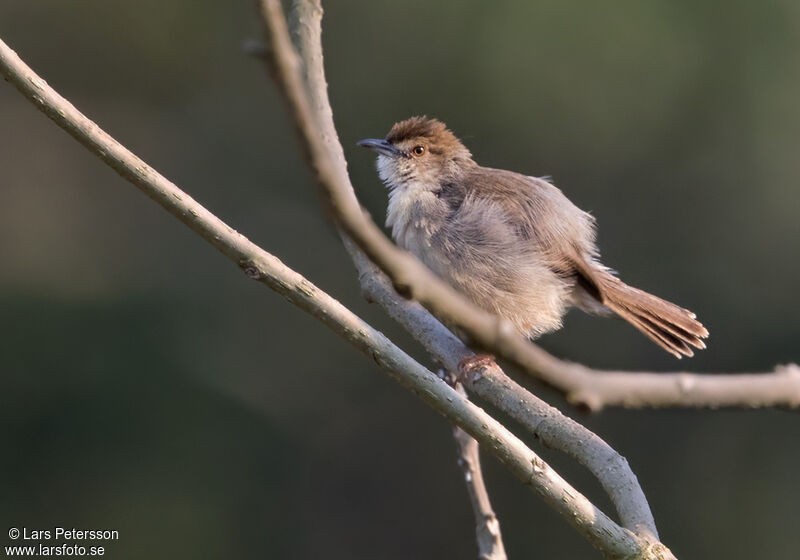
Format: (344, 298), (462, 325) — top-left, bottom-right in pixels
(356, 138), (401, 157)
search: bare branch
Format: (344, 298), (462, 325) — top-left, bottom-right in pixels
(0, 34), (660, 559)
(439, 367), (508, 560)
(453, 422), (508, 560)
(534, 362), (800, 411)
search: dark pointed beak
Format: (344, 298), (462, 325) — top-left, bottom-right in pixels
(356, 138), (401, 157)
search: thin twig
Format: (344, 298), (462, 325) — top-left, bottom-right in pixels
(0, 34), (657, 560)
(442, 369), (508, 560)
(535, 362), (800, 411)
(452, 426), (508, 560)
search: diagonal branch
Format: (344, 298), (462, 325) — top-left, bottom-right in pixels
(0, 34), (663, 560)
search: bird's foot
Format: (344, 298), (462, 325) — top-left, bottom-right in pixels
(456, 353), (496, 384)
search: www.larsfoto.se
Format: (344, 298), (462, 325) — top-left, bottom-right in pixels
(5, 543), (106, 557)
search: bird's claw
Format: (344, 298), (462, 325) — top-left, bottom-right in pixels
(456, 354), (496, 384)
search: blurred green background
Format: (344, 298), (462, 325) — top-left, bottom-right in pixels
(1, 1), (799, 558)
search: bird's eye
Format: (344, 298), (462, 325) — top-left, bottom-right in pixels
(412, 145), (426, 156)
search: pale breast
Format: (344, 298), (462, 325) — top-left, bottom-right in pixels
(387, 183), (572, 337)
(385, 182), (445, 259)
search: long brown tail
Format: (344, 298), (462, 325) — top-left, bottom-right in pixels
(592, 268), (709, 358)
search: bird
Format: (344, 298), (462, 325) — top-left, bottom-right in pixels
(357, 116), (708, 360)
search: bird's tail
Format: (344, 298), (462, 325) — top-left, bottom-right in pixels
(593, 269), (709, 358)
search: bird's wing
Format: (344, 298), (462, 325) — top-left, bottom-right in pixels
(457, 167), (709, 357)
(461, 166), (599, 275)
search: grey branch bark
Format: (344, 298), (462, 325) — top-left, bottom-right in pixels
(530, 362), (800, 411)
(0, 33), (667, 559)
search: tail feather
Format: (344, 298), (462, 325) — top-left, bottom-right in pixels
(606, 298), (697, 358)
(593, 269), (709, 359)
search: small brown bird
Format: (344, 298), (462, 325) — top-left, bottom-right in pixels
(357, 116), (708, 358)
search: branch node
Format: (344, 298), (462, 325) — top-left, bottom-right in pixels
(239, 259), (262, 280)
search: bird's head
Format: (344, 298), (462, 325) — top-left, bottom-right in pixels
(357, 116), (473, 190)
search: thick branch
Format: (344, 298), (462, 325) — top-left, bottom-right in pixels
(0, 35), (657, 560)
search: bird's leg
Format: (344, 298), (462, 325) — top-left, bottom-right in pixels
(456, 353), (497, 384)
